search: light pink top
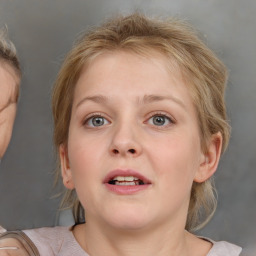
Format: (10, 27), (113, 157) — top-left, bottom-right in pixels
(22, 226), (242, 256)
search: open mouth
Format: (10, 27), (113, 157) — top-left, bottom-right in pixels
(104, 170), (151, 194)
(108, 176), (145, 186)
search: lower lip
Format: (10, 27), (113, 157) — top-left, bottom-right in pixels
(105, 183), (151, 195)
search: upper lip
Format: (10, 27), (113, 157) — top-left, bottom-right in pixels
(103, 169), (152, 184)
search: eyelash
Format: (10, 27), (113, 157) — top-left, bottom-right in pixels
(83, 113), (110, 128)
(146, 112), (175, 127)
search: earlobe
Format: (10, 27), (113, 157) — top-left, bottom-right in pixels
(59, 144), (75, 190)
(194, 132), (223, 183)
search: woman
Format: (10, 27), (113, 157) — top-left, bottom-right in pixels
(0, 13), (242, 256)
(0, 27), (21, 161)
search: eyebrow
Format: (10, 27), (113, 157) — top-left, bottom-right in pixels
(141, 94), (186, 109)
(75, 94), (186, 110)
(76, 95), (109, 109)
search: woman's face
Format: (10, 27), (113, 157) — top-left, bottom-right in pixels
(0, 64), (18, 158)
(60, 51), (219, 231)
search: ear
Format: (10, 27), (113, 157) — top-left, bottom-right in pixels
(59, 144), (75, 190)
(194, 132), (223, 183)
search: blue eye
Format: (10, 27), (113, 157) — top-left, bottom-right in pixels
(148, 115), (172, 126)
(86, 116), (109, 127)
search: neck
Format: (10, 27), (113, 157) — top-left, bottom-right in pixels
(73, 220), (198, 256)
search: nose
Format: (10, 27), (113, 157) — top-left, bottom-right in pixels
(109, 123), (142, 157)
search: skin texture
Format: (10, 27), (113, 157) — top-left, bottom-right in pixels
(0, 63), (18, 158)
(60, 51), (222, 256)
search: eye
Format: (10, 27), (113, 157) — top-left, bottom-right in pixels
(85, 115), (110, 127)
(148, 114), (173, 126)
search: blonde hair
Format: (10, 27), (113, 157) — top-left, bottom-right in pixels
(52, 13), (230, 231)
(0, 26), (21, 101)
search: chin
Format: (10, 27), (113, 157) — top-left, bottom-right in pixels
(103, 208), (153, 231)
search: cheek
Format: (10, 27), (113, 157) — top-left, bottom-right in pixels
(150, 134), (201, 187)
(67, 134), (108, 210)
(67, 134), (106, 182)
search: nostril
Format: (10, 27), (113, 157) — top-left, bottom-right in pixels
(111, 148), (137, 155)
(113, 149), (119, 154)
(128, 149), (136, 154)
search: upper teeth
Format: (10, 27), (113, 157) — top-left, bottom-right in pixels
(113, 176), (139, 182)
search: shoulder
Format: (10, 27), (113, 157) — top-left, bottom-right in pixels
(0, 226), (87, 256)
(23, 226), (87, 256)
(23, 226), (71, 243)
(207, 238), (242, 256)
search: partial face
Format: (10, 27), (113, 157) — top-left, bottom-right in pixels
(0, 63), (18, 158)
(60, 52), (219, 231)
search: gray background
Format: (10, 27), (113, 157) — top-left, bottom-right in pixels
(0, 0), (255, 254)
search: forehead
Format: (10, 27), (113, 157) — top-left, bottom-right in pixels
(74, 51), (190, 99)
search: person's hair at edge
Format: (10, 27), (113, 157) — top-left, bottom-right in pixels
(0, 26), (21, 102)
(52, 13), (230, 232)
